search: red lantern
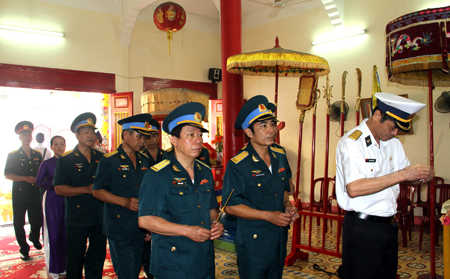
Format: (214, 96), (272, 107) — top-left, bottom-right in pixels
(153, 1), (186, 54)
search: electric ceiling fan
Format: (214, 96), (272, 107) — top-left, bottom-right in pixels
(247, 0), (313, 18)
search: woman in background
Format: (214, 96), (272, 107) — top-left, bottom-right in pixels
(35, 136), (66, 279)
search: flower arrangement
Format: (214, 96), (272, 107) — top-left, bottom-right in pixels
(211, 134), (223, 153)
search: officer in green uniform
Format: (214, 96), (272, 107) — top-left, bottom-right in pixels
(143, 119), (165, 166)
(141, 119), (164, 279)
(222, 95), (299, 279)
(4, 121), (43, 260)
(53, 113), (106, 279)
(138, 102), (224, 279)
(92, 114), (152, 279)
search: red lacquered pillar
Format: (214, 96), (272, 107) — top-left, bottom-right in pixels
(220, 0), (244, 170)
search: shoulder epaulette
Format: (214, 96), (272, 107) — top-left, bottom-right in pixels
(9, 150), (19, 155)
(32, 148), (41, 153)
(195, 159), (211, 169)
(231, 151), (248, 164)
(61, 150), (73, 157)
(270, 146), (285, 154)
(139, 151), (149, 158)
(104, 150), (118, 158)
(151, 159), (170, 172)
(348, 130), (362, 141)
(165, 147), (173, 152)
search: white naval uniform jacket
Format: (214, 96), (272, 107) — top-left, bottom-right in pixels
(335, 119), (410, 217)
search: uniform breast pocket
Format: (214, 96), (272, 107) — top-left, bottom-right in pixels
(116, 170), (132, 187)
(168, 186), (193, 213)
(365, 161), (380, 177)
(199, 183), (214, 206)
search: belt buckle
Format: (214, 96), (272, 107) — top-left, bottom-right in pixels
(390, 216), (396, 224)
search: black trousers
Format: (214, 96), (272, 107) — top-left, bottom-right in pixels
(142, 239), (151, 274)
(12, 199), (42, 255)
(65, 225), (106, 279)
(342, 213), (398, 279)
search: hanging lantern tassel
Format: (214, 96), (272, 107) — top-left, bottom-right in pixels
(167, 29), (173, 54)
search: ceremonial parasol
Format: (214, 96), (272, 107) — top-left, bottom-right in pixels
(226, 37), (330, 116)
(385, 6), (450, 279)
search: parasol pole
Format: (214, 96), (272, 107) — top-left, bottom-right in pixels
(295, 110), (306, 200)
(428, 69), (437, 278)
(322, 76), (332, 237)
(341, 71), (348, 137)
(355, 68), (362, 126)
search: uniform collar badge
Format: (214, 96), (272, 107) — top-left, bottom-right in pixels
(120, 154), (126, 159)
(252, 155), (259, 162)
(272, 152), (276, 158)
(173, 165), (181, 172)
(197, 163), (201, 170)
(75, 152), (80, 156)
(365, 136), (372, 147)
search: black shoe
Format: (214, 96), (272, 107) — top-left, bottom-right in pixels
(32, 241), (42, 250)
(20, 253), (30, 261)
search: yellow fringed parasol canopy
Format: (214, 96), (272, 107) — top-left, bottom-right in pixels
(227, 38), (330, 77)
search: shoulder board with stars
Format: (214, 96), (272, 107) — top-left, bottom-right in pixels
(348, 130), (362, 141)
(165, 147), (173, 152)
(103, 150), (118, 158)
(151, 159), (170, 172)
(270, 146), (285, 154)
(231, 151), (248, 164)
(9, 150), (19, 155)
(61, 150), (73, 157)
(139, 151), (149, 158)
(195, 159), (211, 169)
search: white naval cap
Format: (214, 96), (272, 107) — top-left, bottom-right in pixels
(373, 92), (425, 132)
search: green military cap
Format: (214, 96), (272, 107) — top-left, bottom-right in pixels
(148, 119), (161, 133)
(15, 121), (34, 134)
(71, 112), (97, 133)
(162, 102), (208, 134)
(235, 95), (276, 130)
(118, 113), (153, 135)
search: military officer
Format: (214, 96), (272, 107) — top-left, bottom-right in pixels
(93, 114), (152, 279)
(222, 95), (299, 279)
(142, 119), (165, 166)
(138, 102), (224, 279)
(4, 121), (43, 261)
(53, 112), (106, 279)
(141, 118), (164, 279)
(336, 93), (434, 279)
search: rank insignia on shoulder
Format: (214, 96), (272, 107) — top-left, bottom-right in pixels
(278, 167), (285, 173)
(200, 179), (209, 185)
(231, 151), (248, 164)
(270, 146), (285, 154)
(173, 177), (186, 186)
(173, 165), (181, 172)
(365, 136), (372, 147)
(349, 130), (362, 141)
(195, 159), (211, 169)
(252, 155), (259, 162)
(61, 150), (73, 157)
(104, 150), (118, 158)
(151, 159), (170, 172)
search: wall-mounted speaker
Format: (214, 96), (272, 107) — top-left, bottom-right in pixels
(208, 68), (222, 83)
